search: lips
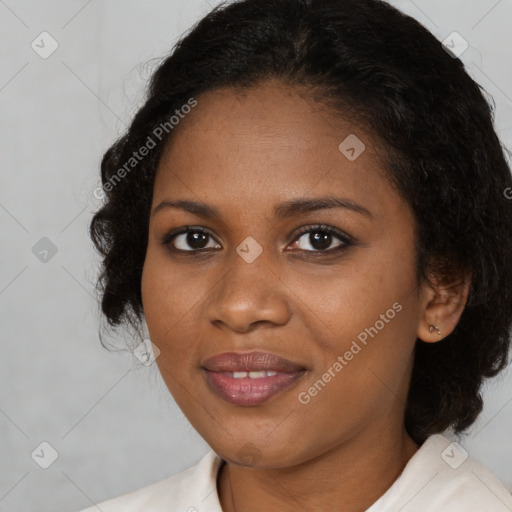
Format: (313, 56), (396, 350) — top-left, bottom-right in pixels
(202, 351), (307, 406)
(203, 351), (305, 373)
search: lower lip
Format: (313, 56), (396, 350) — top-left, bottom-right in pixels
(204, 369), (306, 406)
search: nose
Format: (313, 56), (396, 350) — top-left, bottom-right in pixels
(206, 250), (291, 333)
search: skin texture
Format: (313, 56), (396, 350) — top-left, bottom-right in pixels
(141, 80), (469, 512)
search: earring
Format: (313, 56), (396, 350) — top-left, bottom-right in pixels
(429, 324), (442, 336)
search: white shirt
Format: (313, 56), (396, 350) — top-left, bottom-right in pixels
(75, 434), (512, 511)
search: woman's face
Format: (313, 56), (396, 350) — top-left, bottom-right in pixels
(141, 80), (428, 467)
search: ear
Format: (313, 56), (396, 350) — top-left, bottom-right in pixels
(417, 271), (471, 343)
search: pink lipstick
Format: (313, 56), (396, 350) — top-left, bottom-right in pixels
(203, 351), (306, 406)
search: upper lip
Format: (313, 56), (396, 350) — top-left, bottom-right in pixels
(203, 351), (306, 373)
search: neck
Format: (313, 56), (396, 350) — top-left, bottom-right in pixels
(217, 427), (419, 512)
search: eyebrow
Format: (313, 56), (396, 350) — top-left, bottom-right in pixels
(152, 196), (373, 220)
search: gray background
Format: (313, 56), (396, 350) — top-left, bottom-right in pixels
(0, 1), (511, 511)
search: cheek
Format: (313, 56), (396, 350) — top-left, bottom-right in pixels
(140, 251), (200, 354)
(289, 246), (418, 346)
(287, 263), (419, 438)
(141, 255), (206, 409)
(288, 243), (420, 395)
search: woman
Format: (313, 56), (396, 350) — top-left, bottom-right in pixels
(78, 0), (512, 510)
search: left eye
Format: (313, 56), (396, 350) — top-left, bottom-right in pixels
(168, 229), (221, 251)
(288, 226), (351, 252)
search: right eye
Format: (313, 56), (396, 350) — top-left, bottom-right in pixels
(161, 226), (222, 252)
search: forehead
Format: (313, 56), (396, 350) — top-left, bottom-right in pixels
(153, 81), (399, 219)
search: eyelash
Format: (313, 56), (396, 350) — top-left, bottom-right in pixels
(160, 224), (355, 256)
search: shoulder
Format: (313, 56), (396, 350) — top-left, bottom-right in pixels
(72, 449), (224, 512)
(368, 434), (512, 512)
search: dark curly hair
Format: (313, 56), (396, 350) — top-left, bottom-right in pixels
(89, 0), (512, 445)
